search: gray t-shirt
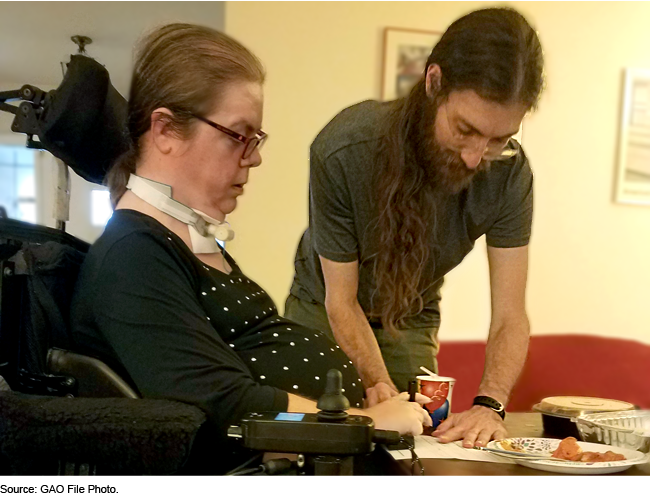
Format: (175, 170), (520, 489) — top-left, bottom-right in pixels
(290, 99), (533, 329)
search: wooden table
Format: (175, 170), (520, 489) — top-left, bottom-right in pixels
(387, 412), (650, 476)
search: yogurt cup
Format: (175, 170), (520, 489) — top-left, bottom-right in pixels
(417, 375), (456, 432)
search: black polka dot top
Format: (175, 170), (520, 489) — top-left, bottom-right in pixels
(71, 210), (364, 437)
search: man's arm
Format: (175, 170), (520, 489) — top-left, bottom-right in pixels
(433, 245), (530, 447)
(319, 256), (398, 405)
(479, 245), (530, 403)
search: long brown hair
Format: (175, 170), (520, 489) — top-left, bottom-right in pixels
(106, 23), (265, 207)
(372, 7), (544, 335)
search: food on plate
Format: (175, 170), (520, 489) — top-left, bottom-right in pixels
(551, 437), (625, 462)
(578, 451), (626, 463)
(551, 436), (583, 460)
(500, 440), (525, 452)
(497, 437), (627, 463)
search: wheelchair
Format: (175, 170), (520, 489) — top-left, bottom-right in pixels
(0, 48), (405, 477)
(0, 53), (210, 475)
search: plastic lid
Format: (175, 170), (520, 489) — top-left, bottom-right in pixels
(534, 396), (635, 418)
(416, 375), (456, 383)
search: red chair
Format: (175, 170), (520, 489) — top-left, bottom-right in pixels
(437, 334), (650, 413)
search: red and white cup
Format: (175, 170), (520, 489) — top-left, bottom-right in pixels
(417, 375), (456, 432)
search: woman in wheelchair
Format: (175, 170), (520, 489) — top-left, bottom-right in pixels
(70, 23), (431, 458)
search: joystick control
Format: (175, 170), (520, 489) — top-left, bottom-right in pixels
(316, 369), (350, 421)
(228, 368), (400, 474)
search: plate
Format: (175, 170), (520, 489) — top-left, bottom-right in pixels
(488, 437), (648, 475)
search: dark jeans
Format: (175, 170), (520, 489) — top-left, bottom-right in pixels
(284, 294), (439, 393)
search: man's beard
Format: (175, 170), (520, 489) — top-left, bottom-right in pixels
(414, 98), (490, 195)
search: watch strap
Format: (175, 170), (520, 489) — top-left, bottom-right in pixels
(473, 395), (506, 419)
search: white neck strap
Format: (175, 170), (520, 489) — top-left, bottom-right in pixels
(126, 174), (234, 254)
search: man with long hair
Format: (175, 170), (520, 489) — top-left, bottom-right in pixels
(286, 7), (544, 447)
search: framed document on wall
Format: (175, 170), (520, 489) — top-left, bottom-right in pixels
(615, 68), (650, 206)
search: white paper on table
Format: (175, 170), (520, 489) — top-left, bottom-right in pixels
(387, 435), (512, 463)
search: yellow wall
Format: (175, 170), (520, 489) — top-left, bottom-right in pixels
(225, 2), (650, 344)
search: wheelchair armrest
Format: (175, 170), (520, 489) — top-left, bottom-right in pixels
(0, 392), (207, 475)
(47, 348), (139, 399)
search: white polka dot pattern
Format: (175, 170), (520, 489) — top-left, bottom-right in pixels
(195, 256), (364, 407)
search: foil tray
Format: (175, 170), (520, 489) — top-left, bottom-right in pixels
(575, 410), (650, 453)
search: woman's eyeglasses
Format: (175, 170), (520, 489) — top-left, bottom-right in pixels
(191, 113), (268, 160)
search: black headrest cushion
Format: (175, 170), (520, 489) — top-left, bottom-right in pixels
(37, 55), (129, 185)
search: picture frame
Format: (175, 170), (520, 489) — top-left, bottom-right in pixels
(615, 68), (650, 206)
(381, 27), (441, 101)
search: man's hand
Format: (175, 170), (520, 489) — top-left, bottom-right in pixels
(431, 405), (507, 448)
(365, 381), (399, 407)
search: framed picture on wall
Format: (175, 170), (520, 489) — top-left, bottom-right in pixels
(615, 68), (650, 206)
(381, 27), (441, 101)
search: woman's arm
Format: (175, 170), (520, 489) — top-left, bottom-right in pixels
(288, 392), (432, 435)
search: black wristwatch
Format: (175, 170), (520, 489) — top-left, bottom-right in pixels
(473, 396), (506, 419)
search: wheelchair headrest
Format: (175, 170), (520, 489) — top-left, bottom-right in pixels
(37, 55), (129, 185)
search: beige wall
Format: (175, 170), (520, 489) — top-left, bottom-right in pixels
(224, 2), (650, 344)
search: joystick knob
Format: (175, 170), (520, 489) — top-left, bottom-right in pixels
(317, 369), (350, 421)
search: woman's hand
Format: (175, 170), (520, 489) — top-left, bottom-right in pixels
(362, 392), (432, 435)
